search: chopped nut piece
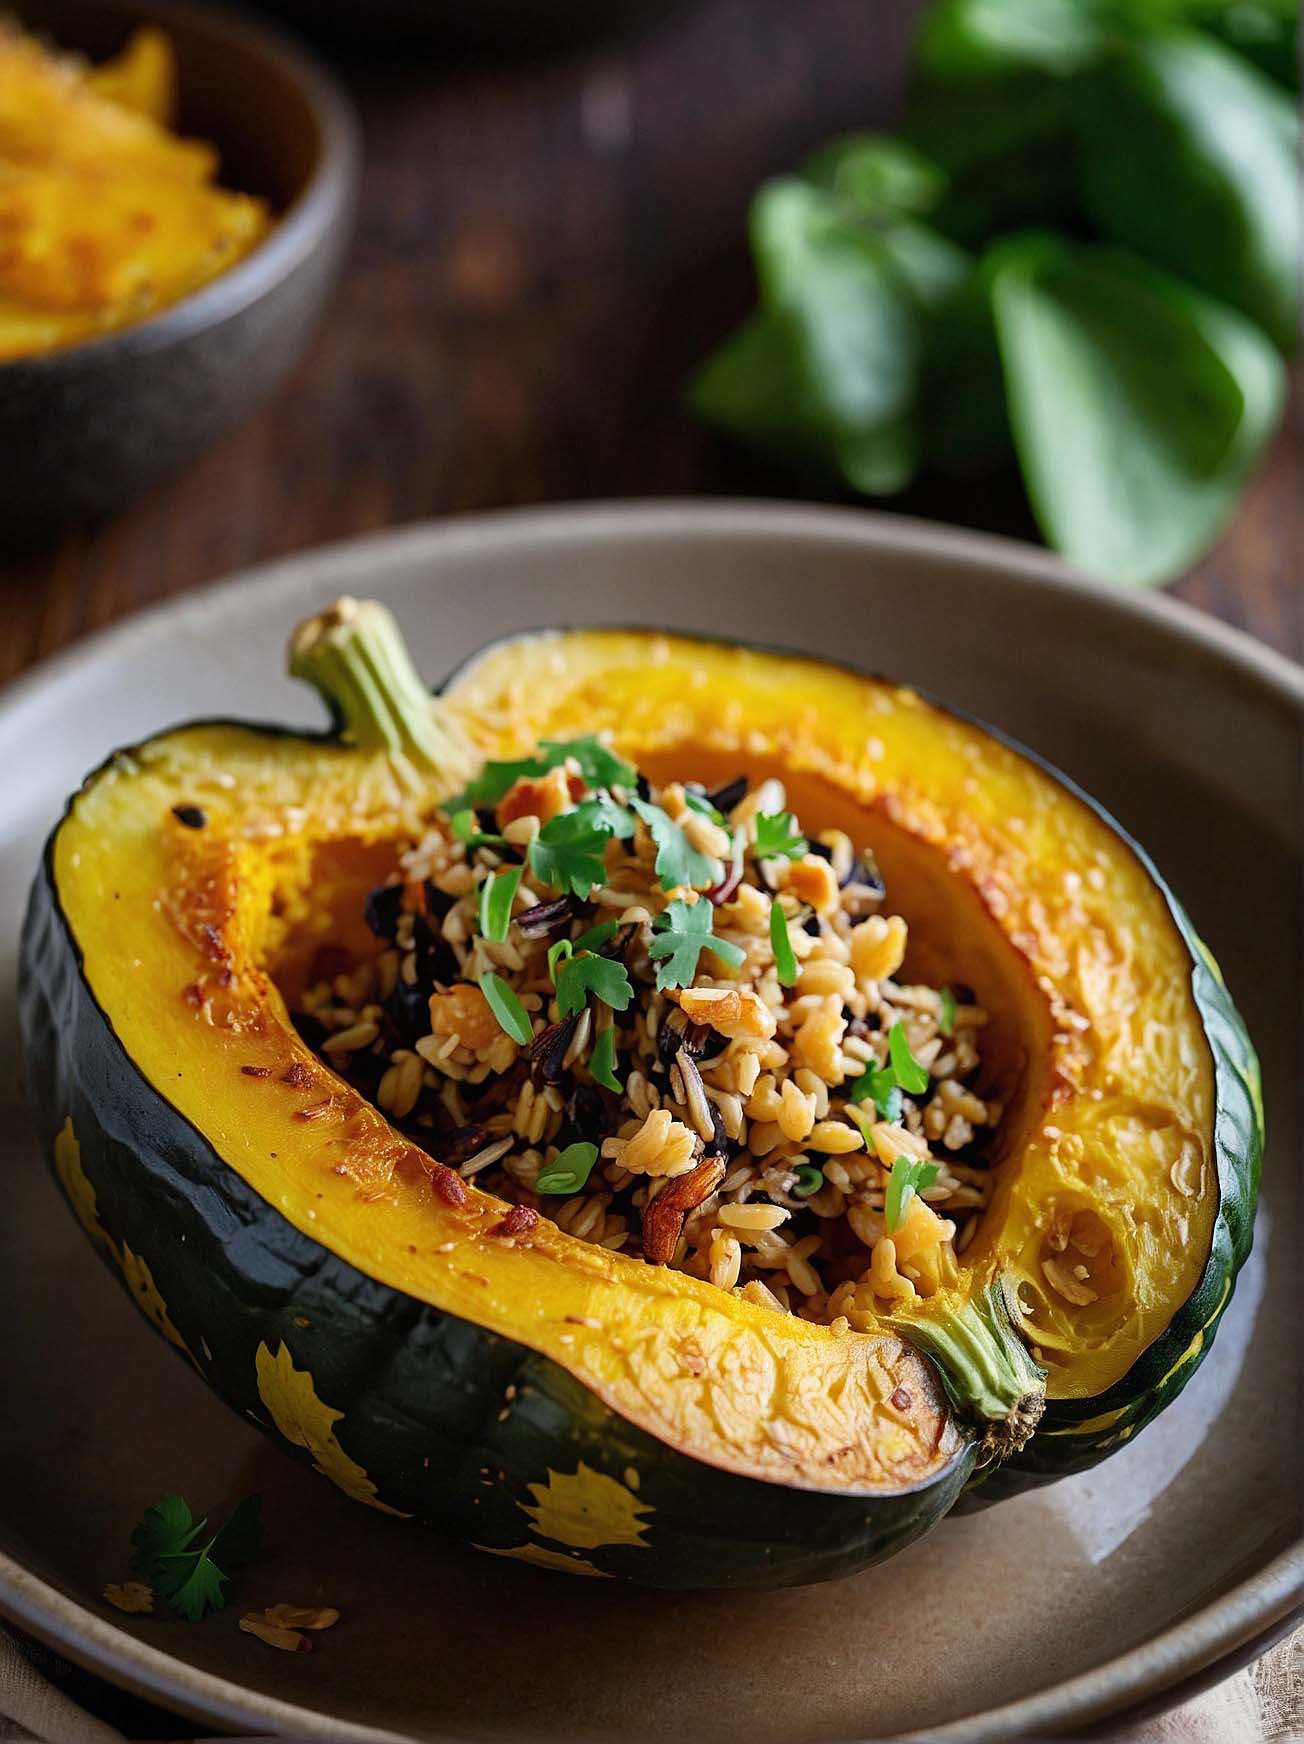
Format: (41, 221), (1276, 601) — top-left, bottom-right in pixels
(239, 1612), (313, 1652)
(265, 1603), (341, 1630)
(103, 1581), (154, 1614)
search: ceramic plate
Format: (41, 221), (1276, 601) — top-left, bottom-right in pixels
(0, 503), (1299, 1742)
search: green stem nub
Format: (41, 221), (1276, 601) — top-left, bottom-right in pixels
(893, 1277), (1046, 1463)
(288, 597), (475, 786)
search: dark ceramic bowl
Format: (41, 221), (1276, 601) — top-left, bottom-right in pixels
(0, 0), (358, 531)
(249, 0), (695, 51)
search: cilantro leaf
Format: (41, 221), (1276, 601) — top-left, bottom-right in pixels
(754, 811), (809, 860)
(535, 1141), (600, 1195)
(539, 737), (637, 794)
(478, 864), (523, 942)
(568, 796), (635, 839)
(885, 1156), (941, 1235)
(529, 810), (612, 899)
(480, 970), (534, 1044)
(153, 1551), (230, 1624)
(130, 1493), (202, 1578)
(888, 1019), (930, 1094)
(849, 1059), (903, 1122)
(446, 737), (637, 812)
(589, 1024), (621, 1092)
(769, 899), (798, 987)
(556, 951), (634, 1017)
(630, 798), (721, 892)
(939, 986), (956, 1037)
(129, 1492), (263, 1624)
(648, 898), (745, 991)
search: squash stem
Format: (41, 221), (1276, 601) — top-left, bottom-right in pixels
(288, 597), (475, 786)
(892, 1278), (1046, 1462)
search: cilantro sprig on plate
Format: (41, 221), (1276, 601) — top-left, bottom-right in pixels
(129, 1492), (263, 1623)
(648, 898), (745, 991)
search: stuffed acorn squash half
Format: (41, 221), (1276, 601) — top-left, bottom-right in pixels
(19, 602), (1261, 1587)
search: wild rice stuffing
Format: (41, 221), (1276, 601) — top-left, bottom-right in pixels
(295, 740), (1002, 1325)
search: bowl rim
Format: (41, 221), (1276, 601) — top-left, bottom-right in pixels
(0, 0), (359, 378)
(0, 499), (1298, 1743)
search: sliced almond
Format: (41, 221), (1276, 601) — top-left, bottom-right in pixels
(265, 1603), (341, 1631)
(103, 1580), (154, 1615)
(239, 1612), (313, 1653)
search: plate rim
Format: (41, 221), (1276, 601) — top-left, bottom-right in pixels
(2, 498), (1300, 1743)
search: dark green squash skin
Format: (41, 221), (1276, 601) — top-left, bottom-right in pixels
(18, 839), (973, 1590)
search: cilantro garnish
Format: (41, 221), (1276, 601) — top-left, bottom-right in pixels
(535, 1141), (600, 1196)
(939, 986), (956, 1037)
(888, 1019), (930, 1093)
(849, 1059), (903, 1122)
(555, 949), (635, 1017)
(648, 898), (745, 991)
(529, 810), (613, 899)
(478, 864), (523, 943)
(630, 798), (721, 892)
(792, 1163), (824, 1197)
(769, 900), (798, 987)
(479, 970), (533, 1044)
(129, 1493), (262, 1623)
(571, 794), (635, 839)
(885, 1156), (941, 1235)
(753, 811), (809, 860)
(445, 737), (637, 812)
(848, 1018), (927, 1117)
(451, 808), (504, 848)
(589, 1024), (621, 1092)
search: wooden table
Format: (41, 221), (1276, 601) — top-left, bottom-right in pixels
(1, 0), (1300, 677)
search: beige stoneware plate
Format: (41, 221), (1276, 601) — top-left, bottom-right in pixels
(0, 503), (1299, 1741)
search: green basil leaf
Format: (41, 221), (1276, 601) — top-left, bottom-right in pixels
(1079, 29), (1300, 350)
(803, 132), (948, 217)
(939, 986), (957, 1036)
(988, 233), (1285, 585)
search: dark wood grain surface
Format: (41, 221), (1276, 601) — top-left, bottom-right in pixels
(1, 0), (1300, 683)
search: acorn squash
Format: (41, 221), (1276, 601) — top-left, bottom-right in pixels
(18, 603), (1262, 1585)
